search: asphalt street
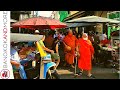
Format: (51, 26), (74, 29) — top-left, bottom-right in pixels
(57, 66), (119, 79)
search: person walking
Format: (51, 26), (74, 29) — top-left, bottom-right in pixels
(77, 33), (95, 79)
(44, 32), (54, 49)
(63, 30), (77, 68)
(51, 37), (60, 68)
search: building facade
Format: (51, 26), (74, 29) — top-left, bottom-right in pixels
(11, 11), (32, 33)
(11, 11), (31, 21)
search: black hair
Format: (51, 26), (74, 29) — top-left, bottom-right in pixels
(52, 37), (59, 46)
(54, 37), (59, 42)
(76, 33), (81, 39)
(96, 32), (98, 34)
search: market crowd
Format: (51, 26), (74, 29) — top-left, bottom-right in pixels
(10, 29), (114, 79)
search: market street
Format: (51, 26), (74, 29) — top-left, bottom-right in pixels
(57, 66), (119, 79)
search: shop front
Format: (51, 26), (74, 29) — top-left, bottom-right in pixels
(107, 11), (120, 39)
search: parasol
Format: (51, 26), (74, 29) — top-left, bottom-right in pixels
(11, 16), (67, 30)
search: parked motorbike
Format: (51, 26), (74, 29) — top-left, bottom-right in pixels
(13, 51), (60, 79)
(11, 33), (60, 79)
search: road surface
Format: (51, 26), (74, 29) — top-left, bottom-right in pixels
(57, 66), (119, 79)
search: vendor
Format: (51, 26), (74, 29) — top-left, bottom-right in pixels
(100, 37), (111, 47)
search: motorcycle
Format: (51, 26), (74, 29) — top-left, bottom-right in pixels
(11, 33), (60, 79)
(13, 45), (60, 79)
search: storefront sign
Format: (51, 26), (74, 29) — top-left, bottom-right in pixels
(107, 11), (120, 20)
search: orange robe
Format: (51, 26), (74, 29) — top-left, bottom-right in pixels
(78, 38), (94, 70)
(63, 35), (77, 64)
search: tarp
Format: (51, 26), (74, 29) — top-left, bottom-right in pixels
(10, 19), (17, 23)
(66, 22), (96, 28)
(10, 33), (43, 42)
(66, 16), (120, 24)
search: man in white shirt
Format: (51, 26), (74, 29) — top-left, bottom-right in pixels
(10, 43), (27, 79)
(101, 32), (107, 40)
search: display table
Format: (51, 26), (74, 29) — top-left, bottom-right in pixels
(102, 47), (116, 52)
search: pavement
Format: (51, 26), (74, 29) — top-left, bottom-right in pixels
(57, 65), (119, 79)
(57, 47), (119, 79)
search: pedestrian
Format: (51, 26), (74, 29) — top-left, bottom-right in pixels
(51, 37), (60, 68)
(44, 32), (54, 49)
(76, 33), (81, 58)
(77, 33), (95, 79)
(88, 31), (94, 44)
(94, 32), (100, 45)
(54, 31), (58, 38)
(101, 32), (107, 41)
(93, 32), (101, 64)
(63, 30), (78, 68)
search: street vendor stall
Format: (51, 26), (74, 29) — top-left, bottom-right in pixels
(66, 16), (120, 36)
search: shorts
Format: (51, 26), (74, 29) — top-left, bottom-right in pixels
(51, 53), (60, 60)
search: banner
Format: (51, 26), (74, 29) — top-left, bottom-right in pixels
(107, 11), (120, 39)
(0, 11), (14, 79)
(59, 11), (68, 22)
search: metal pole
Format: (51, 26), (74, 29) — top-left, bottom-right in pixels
(74, 52), (78, 76)
(39, 57), (45, 79)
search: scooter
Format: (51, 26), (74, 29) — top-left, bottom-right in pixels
(13, 43), (60, 79)
(11, 33), (60, 79)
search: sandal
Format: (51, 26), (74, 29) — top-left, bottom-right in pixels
(88, 74), (95, 79)
(77, 71), (83, 76)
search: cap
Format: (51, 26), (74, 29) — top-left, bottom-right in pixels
(35, 30), (40, 33)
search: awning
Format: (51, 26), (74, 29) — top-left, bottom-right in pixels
(66, 16), (120, 24)
(10, 19), (17, 23)
(10, 33), (43, 42)
(66, 23), (96, 28)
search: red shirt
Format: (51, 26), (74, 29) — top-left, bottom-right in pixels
(100, 39), (110, 45)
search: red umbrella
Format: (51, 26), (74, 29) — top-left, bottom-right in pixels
(11, 16), (67, 30)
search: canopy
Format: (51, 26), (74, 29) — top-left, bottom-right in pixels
(10, 19), (17, 23)
(11, 16), (67, 30)
(66, 16), (120, 24)
(66, 22), (96, 28)
(11, 33), (43, 42)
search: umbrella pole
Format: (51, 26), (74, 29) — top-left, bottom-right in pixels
(19, 27), (21, 33)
